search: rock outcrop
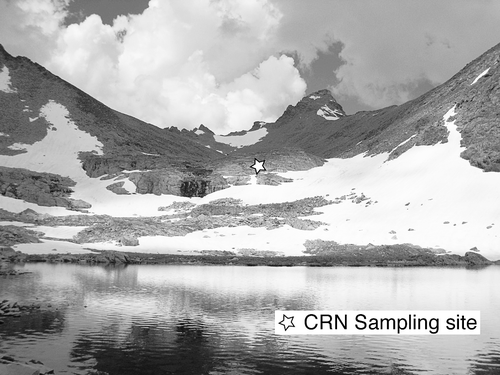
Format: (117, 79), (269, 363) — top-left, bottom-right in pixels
(0, 167), (91, 210)
(0, 225), (42, 246)
(0, 356), (54, 375)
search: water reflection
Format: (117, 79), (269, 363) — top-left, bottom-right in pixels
(1, 264), (500, 374)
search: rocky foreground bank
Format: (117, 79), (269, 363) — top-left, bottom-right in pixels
(0, 355), (55, 375)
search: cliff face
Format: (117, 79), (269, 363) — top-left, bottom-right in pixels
(127, 169), (228, 197)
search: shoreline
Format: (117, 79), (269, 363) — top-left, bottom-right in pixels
(1, 247), (498, 268)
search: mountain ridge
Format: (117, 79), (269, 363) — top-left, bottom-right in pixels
(1, 42), (500, 259)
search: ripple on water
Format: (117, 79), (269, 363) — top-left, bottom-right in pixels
(1, 264), (500, 375)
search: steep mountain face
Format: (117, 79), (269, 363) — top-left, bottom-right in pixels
(234, 43), (500, 172)
(1, 42), (500, 259)
(0, 44), (228, 200)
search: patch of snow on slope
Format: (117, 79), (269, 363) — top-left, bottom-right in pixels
(309, 95), (321, 100)
(471, 68), (490, 85)
(0, 132), (9, 137)
(0, 100), (103, 178)
(120, 178), (137, 193)
(388, 134), (417, 155)
(317, 105), (343, 120)
(195, 128), (205, 135)
(8, 143), (30, 151)
(0, 66), (16, 93)
(141, 152), (160, 156)
(31, 225), (87, 239)
(214, 127), (267, 148)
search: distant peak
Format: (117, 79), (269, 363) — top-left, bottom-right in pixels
(198, 124), (214, 134)
(306, 89), (337, 102)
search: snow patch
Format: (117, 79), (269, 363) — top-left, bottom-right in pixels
(471, 68), (490, 85)
(29, 117), (38, 122)
(32, 225), (87, 239)
(317, 105), (343, 120)
(141, 152), (160, 156)
(309, 95), (321, 100)
(0, 221), (32, 227)
(0, 132), (9, 137)
(214, 127), (268, 148)
(0, 100), (103, 178)
(195, 128), (205, 135)
(119, 178), (137, 193)
(389, 134), (418, 155)
(7, 143), (28, 151)
(0, 65), (16, 93)
(14, 240), (97, 255)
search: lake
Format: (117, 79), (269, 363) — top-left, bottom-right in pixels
(1, 264), (500, 374)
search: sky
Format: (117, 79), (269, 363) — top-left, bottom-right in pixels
(1, 0), (500, 134)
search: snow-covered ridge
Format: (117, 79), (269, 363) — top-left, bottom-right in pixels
(0, 65), (16, 93)
(317, 105), (343, 120)
(471, 68), (490, 85)
(214, 127), (268, 148)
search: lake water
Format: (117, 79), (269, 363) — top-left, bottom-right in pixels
(1, 263), (500, 374)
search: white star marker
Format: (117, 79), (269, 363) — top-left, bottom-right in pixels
(279, 314), (295, 331)
(250, 158), (266, 175)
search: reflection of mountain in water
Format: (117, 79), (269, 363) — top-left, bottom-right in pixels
(69, 316), (352, 375)
(2, 264), (500, 374)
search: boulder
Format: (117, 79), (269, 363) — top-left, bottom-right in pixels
(464, 251), (492, 265)
(120, 236), (139, 246)
(69, 199), (92, 211)
(106, 181), (131, 195)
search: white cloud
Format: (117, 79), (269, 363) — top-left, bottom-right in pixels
(0, 0), (69, 62)
(1, 0), (500, 130)
(272, 0), (500, 109)
(0, 0), (306, 133)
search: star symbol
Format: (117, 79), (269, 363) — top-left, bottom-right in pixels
(279, 314), (295, 331)
(250, 158), (266, 175)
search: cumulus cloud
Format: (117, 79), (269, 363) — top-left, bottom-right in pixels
(0, 0), (306, 133)
(1, 0), (500, 129)
(0, 0), (70, 62)
(272, 0), (500, 109)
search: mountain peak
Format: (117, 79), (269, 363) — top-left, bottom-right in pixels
(276, 89), (346, 125)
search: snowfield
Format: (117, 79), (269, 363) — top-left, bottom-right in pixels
(214, 127), (268, 148)
(2, 105), (500, 259)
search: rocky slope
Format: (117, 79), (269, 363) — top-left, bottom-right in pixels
(238, 43), (500, 171)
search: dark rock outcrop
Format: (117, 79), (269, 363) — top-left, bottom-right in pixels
(120, 235), (139, 246)
(128, 169), (229, 197)
(464, 251), (491, 265)
(0, 226), (42, 246)
(303, 240), (494, 266)
(0, 166), (91, 210)
(106, 181), (131, 195)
